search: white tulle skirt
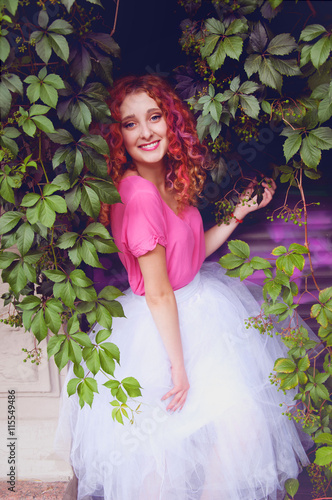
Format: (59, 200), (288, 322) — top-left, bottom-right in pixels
(56, 262), (312, 500)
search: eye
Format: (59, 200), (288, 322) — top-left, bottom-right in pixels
(123, 121), (135, 129)
(150, 114), (162, 122)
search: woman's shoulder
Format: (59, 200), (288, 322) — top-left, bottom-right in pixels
(118, 173), (160, 203)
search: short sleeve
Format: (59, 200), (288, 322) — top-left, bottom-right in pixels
(122, 190), (167, 258)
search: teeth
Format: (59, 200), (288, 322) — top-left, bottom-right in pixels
(141, 141), (158, 149)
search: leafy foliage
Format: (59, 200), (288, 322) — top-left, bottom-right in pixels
(177, 0), (332, 494)
(0, 0), (143, 416)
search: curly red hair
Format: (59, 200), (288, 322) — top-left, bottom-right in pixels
(99, 75), (207, 225)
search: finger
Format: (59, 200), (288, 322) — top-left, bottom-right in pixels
(166, 390), (186, 411)
(161, 387), (177, 401)
(175, 392), (188, 412)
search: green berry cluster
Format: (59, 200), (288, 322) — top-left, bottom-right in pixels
(215, 198), (234, 225)
(234, 114), (259, 142)
(0, 314), (23, 328)
(245, 315), (275, 337)
(307, 463), (329, 498)
(208, 137), (232, 154)
(267, 206), (307, 226)
(22, 347), (42, 365)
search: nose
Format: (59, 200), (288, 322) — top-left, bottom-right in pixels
(139, 121), (153, 140)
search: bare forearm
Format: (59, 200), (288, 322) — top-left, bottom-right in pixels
(145, 291), (184, 368)
(204, 217), (242, 258)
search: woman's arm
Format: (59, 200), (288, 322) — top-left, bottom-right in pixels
(205, 179), (276, 258)
(138, 244), (189, 412)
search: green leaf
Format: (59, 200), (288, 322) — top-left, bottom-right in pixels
(45, 195), (67, 214)
(238, 81), (260, 94)
(98, 286), (124, 301)
(43, 74), (65, 90)
(100, 342), (120, 363)
(318, 95), (332, 123)
(225, 19), (247, 36)
(228, 240), (250, 259)
(270, 58), (301, 77)
(0, 35), (10, 62)
(239, 262), (254, 280)
(68, 339), (82, 364)
(285, 478), (299, 497)
(16, 223), (34, 255)
(244, 54), (263, 78)
(116, 386), (127, 403)
(297, 355), (310, 372)
(314, 433), (332, 446)
(200, 34), (220, 59)
(205, 18), (225, 35)
(60, 0), (75, 12)
(272, 245), (287, 256)
(81, 185), (100, 219)
(240, 95), (260, 119)
(71, 332), (93, 347)
(96, 304), (113, 329)
(48, 129), (74, 145)
(223, 36), (243, 60)
(266, 33), (297, 56)
(207, 41), (226, 71)
(67, 378), (81, 397)
(53, 280), (76, 308)
(49, 19), (73, 35)
(310, 36), (331, 69)
(258, 58), (282, 93)
(99, 349), (115, 375)
(265, 302), (288, 315)
(44, 303), (62, 334)
(85, 347), (100, 375)
(56, 232), (78, 249)
(219, 253), (245, 270)
(38, 199), (56, 228)
(32, 115), (55, 134)
(83, 222), (111, 239)
(35, 35), (52, 63)
(47, 334), (66, 358)
(283, 133), (302, 162)
(250, 256), (271, 270)
(0, 82), (11, 117)
(300, 136), (321, 169)
(40, 83), (58, 108)
(288, 243), (308, 254)
(70, 269), (93, 287)
(67, 314), (80, 334)
(0, 211), (23, 234)
(308, 127), (332, 150)
(21, 193), (41, 207)
(315, 446), (332, 466)
(319, 287), (332, 304)
(48, 33), (70, 62)
(300, 24), (327, 42)
(263, 281), (282, 303)
(122, 377), (142, 397)
(31, 309), (48, 343)
(19, 295), (41, 310)
(96, 329), (112, 343)
(71, 100), (92, 133)
(81, 239), (104, 268)
(274, 358), (296, 373)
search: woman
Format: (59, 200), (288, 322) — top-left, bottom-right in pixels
(59, 75), (310, 500)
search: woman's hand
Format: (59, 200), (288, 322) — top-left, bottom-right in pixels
(162, 364), (190, 412)
(234, 178), (276, 221)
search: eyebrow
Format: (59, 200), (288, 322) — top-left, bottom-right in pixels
(121, 108), (161, 123)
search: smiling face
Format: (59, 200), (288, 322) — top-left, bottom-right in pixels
(119, 92), (169, 171)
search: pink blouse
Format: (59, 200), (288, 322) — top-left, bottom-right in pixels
(110, 176), (206, 296)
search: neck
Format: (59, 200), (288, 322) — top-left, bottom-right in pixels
(135, 161), (168, 192)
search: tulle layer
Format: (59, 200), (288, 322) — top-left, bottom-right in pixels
(56, 262), (311, 500)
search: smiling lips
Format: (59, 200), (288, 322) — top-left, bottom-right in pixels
(139, 140), (160, 151)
